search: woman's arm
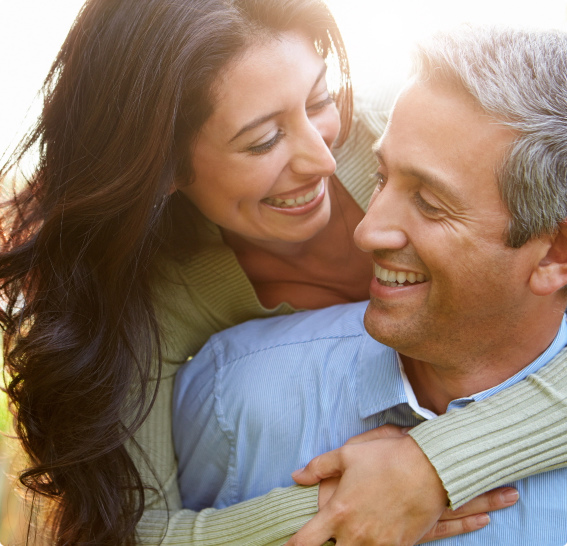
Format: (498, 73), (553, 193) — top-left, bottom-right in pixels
(410, 345), (567, 508)
(136, 486), (318, 545)
(289, 347), (567, 545)
(136, 484), (512, 545)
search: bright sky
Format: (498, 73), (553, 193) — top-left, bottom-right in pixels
(1, 0), (566, 162)
(325, 0), (567, 85)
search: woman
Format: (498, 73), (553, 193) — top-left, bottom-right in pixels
(1, 0), (566, 544)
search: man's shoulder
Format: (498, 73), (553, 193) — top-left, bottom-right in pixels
(208, 300), (369, 363)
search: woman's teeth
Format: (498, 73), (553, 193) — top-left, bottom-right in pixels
(375, 264), (425, 287)
(263, 182), (323, 208)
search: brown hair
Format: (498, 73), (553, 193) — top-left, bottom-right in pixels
(0, 0), (351, 543)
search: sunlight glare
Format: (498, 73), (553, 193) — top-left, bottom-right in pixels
(1, 0), (567, 158)
(325, 0), (567, 85)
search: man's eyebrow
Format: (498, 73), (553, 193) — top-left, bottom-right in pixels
(229, 64), (328, 144)
(373, 147), (465, 208)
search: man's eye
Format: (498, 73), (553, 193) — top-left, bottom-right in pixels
(414, 192), (442, 216)
(247, 130), (284, 155)
(373, 171), (387, 191)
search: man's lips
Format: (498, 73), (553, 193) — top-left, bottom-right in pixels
(374, 263), (426, 287)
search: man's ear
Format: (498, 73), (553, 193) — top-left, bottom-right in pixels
(529, 221), (567, 296)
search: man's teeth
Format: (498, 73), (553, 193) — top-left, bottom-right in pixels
(375, 264), (425, 287)
(264, 182), (322, 208)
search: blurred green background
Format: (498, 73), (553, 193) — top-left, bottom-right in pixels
(0, 389), (9, 435)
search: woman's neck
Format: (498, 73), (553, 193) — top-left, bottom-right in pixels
(221, 179), (372, 310)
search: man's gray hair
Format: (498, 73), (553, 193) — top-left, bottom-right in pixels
(413, 26), (567, 247)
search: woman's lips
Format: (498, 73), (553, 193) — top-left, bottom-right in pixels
(262, 181), (324, 209)
(262, 180), (325, 214)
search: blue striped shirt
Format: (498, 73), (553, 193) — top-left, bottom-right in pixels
(173, 301), (567, 545)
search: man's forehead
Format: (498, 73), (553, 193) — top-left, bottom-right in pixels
(378, 80), (516, 198)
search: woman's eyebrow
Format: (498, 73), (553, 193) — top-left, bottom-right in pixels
(229, 63), (328, 143)
(229, 110), (285, 143)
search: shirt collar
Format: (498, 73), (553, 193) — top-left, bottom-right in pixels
(357, 332), (407, 419)
(446, 314), (567, 409)
(357, 314), (567, 420)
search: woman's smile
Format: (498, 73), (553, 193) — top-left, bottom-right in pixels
(262, 179), (325, 213)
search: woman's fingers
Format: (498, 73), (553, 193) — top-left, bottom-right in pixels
(284, 508), (336, 546)
(418, 488), (519, 544)
(288, 436), (448, 545)
(344, 424), (410, 445)
(439, 487), (519, 520)
(417, 513), (490, 544)
(292, 448), (344, 485)
(292, 425), (412, 485)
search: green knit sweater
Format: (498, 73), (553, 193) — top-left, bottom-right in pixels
(132, 82), (567, 543)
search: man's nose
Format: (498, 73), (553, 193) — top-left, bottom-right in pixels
(354, 184), (409, 253)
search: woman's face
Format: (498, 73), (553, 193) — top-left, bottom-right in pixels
(178, 31), (341, 246)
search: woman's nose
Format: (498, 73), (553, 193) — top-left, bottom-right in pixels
(290, 109), (340, 177)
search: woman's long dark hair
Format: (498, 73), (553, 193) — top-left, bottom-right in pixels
(0, 0), (351, 543)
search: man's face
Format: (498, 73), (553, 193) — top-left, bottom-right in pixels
(354, 81), (548, 366)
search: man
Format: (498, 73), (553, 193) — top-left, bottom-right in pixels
(173, 27), (567, 544)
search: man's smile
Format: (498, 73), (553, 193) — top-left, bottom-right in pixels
(374, 264), (426, 288)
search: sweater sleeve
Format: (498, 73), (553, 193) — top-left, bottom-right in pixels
(136, 486), (319, 545)
(409, 346), (567, 509)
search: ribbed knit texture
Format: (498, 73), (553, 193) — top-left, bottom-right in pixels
(409, 347), (567, 509)
(136, 486), (320, 545)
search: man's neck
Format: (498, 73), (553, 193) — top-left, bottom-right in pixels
(400, 316), (565, 415)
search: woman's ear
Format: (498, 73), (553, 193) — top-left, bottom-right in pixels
(529, 222), (567, 296)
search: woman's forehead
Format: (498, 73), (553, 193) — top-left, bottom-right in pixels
(210, 31), (324, 118)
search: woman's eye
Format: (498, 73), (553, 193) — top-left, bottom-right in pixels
(307, 95), (335, 112)
(414, 192), (442, 216)
(247, 130), (284, 155)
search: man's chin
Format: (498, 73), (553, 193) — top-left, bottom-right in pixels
(363, 309), (412, 351)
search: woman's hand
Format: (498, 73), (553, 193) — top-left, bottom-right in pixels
(287, 425), (518, 545)
(416, 487), (517, 544)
